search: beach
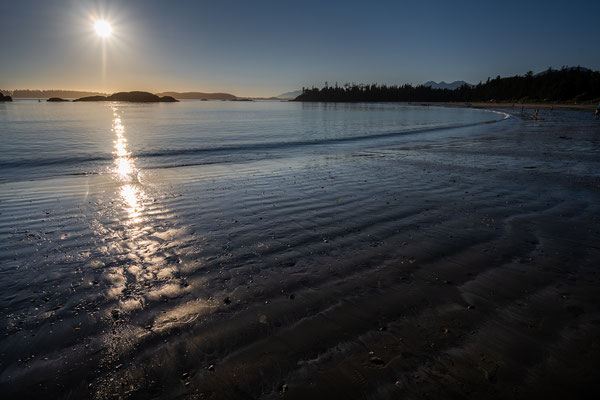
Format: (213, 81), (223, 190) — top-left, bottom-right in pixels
(1, 103), (599, 399)
(417, 101), (599, 111)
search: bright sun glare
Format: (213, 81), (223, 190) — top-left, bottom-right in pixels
(94, 20), (112, 38)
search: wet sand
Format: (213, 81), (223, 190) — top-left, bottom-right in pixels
(1, 109), (600, 399)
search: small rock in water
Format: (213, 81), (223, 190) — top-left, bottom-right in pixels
(370, 356), (385, 365)
(223, 296), (231, 305)
(207, 364), (215, 371)
(288, 294), (295, 300)
(280, 383), (288, 394)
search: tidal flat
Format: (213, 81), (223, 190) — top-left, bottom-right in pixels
(1, 102), (599, 399)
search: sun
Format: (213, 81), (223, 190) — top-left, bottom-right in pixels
(94, 20), (112, 38)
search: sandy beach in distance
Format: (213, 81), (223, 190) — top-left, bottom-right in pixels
(1, 105), (599, 399)
(419, 101), (599, 111)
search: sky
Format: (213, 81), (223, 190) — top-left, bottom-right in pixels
(1, 0), (599, 97)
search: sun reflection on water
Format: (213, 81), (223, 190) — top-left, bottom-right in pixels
(111, 107), (143, 220)
(112, 114), (137, 183)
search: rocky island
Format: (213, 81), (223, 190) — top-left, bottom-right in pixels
(47, 97), (69, 102)
(0, 92), (13, 101)
(74, 91), (178, 102)
(156, 91), (236, 100)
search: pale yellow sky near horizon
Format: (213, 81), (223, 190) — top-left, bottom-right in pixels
(0, 86), (286, 98)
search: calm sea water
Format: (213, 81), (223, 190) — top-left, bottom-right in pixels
(0, 100), (501, 183)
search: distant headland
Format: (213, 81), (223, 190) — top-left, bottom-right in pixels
(0, 92), (13, 101)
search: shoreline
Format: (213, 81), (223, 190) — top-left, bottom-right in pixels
(412, 101), (598, 111)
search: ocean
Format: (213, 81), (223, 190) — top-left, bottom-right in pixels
(0, 100), (501, 183)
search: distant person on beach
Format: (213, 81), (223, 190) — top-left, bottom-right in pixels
(533, 108), (539, 120)
(595, 108), (599, 120)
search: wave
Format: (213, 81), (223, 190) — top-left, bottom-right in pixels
(0, 112), (509, 174)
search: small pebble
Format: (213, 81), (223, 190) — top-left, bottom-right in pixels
(370, 356), (385, 365)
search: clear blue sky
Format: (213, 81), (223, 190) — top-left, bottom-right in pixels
(1, 0), (599, 96)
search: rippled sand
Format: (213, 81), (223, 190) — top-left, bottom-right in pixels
(1, 108), (599, 399)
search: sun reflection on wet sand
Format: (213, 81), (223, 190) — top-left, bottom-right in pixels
(94, 106), (200, 384)
(107, 105), (151, 305)
(121, 183), (142, 219)
(106, 105), (192, 309)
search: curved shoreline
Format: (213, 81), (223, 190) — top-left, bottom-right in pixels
(414, 101), (598, 111)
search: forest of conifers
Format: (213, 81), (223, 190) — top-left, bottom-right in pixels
(295, 67), (600, 103)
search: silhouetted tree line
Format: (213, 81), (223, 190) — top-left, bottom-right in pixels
(295, 67), (600, 103)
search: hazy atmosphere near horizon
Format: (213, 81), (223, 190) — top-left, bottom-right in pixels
(2, 1), (600, 400)
(1, 0), (600, 96)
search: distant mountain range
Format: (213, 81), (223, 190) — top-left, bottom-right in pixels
(534, 66), (591, 77)
(277, 90), (302, 99)
(156, 92), (237, 100)
(422, 81), (473, 90)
